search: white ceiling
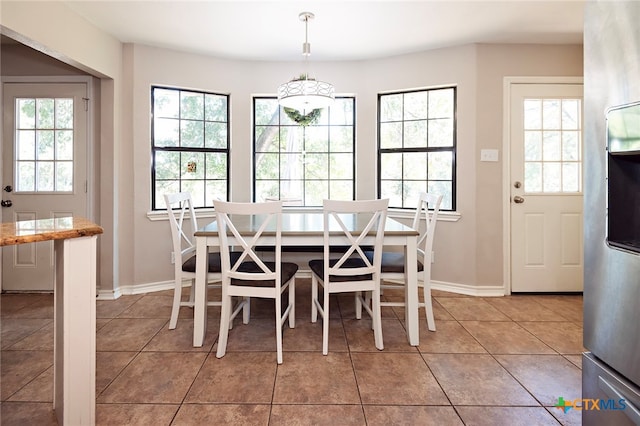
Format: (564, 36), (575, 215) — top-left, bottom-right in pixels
(62, 0), (585, 62)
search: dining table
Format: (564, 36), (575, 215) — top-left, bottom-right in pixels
(192, 211), (421, 347)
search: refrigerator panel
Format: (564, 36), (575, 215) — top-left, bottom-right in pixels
(583, 353), (640, 426)
(583, 254), (640, 386)
(583, 2), (640, 412)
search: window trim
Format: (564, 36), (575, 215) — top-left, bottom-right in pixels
(252, 96), (357, 206)
(376, 86), (457, 211)
(150, 85), (230, 211)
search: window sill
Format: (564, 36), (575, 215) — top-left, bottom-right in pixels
(388, 209), (461, 222)
(147, 207), (461, 222)
(146, 208), (217, 222)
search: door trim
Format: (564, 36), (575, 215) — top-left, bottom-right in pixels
(0, 75), (95, 291)
(502, 76), (583, 295)
(0, 75), (95, 224)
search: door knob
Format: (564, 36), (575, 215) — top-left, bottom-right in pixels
(513, 196), (525, 204)
(1, 199), (13, 207)
(3, 185), (12, 193)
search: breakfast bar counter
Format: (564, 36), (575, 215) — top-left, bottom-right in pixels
(0, 217), (103, 426)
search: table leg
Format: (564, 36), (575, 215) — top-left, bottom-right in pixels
(193, 236), (207, 347)
(53, 236), (97, 426)
(404, 236), (419, 346)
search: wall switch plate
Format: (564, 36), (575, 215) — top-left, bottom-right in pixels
(480, 149), (499, 162)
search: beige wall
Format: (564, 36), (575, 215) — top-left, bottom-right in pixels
(1, 1), (583, 295)
(129, 43), (582, 292)
(1, 0), (123, 293)
(1, 43), (85, 76)
(127, 44), (480, 287)
(474, 44), (584, 287)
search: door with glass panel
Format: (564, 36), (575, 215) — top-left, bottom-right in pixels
(2, 82), (88, 291)
(510, 83), (583, 292)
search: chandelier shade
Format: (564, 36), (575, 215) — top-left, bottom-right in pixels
(278, 78), (335, 111)
(278, 12), (334, 112)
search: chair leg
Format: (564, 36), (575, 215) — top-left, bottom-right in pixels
(169, 278), (184, 329)
(188, 281), (195, 304)
(372, 287), (384, 350)
(367, 291), (374, 330)
(288, 279), (296, 328)
(322, 284), (330, 355)
(311, 275), (318, 323)
(242, 296), (251, 324)
(423, 283), (436, 331)
(275, 292), (284, 364)
(216, 293), (232, 359)
(355, 291), (362, 319)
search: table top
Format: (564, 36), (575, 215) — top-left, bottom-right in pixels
(195, 212), (417, 237)
(0, 216), (103, 247)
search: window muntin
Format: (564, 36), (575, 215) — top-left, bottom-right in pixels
(253, 97), (355, 206)
(15, 97), (74, 192)
(523, 98), (582, 193)
(151, 86), (229, 210)
(378, 87), (456, 210)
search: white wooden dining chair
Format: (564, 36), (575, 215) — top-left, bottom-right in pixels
(164, 192), (232, 329)
(309, 198), (389, 355)
(213, 200), (297, 364)
(372, 192), (442, 331)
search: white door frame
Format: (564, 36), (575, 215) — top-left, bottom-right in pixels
(0, 75), (95, 291)
(502, 76), (584, 295)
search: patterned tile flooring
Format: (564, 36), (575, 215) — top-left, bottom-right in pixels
(0, 281), (584, 425)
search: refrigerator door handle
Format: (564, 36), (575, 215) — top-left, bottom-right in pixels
(598, 376), (640, 424)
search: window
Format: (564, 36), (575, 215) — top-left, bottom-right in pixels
(14, 97), (74, 192)
(378, 87), (456, 210)
(151, 86), (229, 210)
(253, 97), (355, 206)
(523, 98), (582, 193)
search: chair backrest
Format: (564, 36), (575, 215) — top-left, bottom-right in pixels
(410, 192), (443, 261)
(164, 192), (199, 264)
(323, 199), (389, 281)
(213, 200), (282, 284)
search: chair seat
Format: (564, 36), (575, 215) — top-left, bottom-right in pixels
(308, 258), (373, 281)
(364, 251), (424, 274)
(231, 261), (299, 287)
(182, 251), (242, 273)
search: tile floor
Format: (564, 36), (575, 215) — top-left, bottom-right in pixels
(1, 281), (584, 425)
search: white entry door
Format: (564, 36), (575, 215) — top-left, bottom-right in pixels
(509, 82), (583, 292)
(2, 82), (88, 291)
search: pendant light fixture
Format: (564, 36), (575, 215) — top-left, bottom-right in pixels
(277, 12), (335, 112)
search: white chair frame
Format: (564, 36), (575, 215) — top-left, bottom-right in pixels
(164, 192), (223, 329)
(214, 200), (296, 364)
(310, 198), (388, 355)
(380, 192), (442, 331)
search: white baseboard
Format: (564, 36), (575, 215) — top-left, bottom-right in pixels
(97, 280), (176, 300)
(431, 280), (505, 297)
(98, 277), (505, 300)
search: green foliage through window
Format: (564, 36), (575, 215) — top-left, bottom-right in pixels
(253, 97), (355, 206)
(152, 87), (229, 210)
(378, 87), (456, 210)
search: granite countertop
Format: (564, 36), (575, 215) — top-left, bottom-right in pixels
(0, 217), (103, 247)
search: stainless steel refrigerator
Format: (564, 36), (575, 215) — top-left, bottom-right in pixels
(583, 2), (640, 424)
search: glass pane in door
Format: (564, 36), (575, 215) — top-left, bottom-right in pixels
(15, 97), (74, 193)
(523, 98), (582, 194)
